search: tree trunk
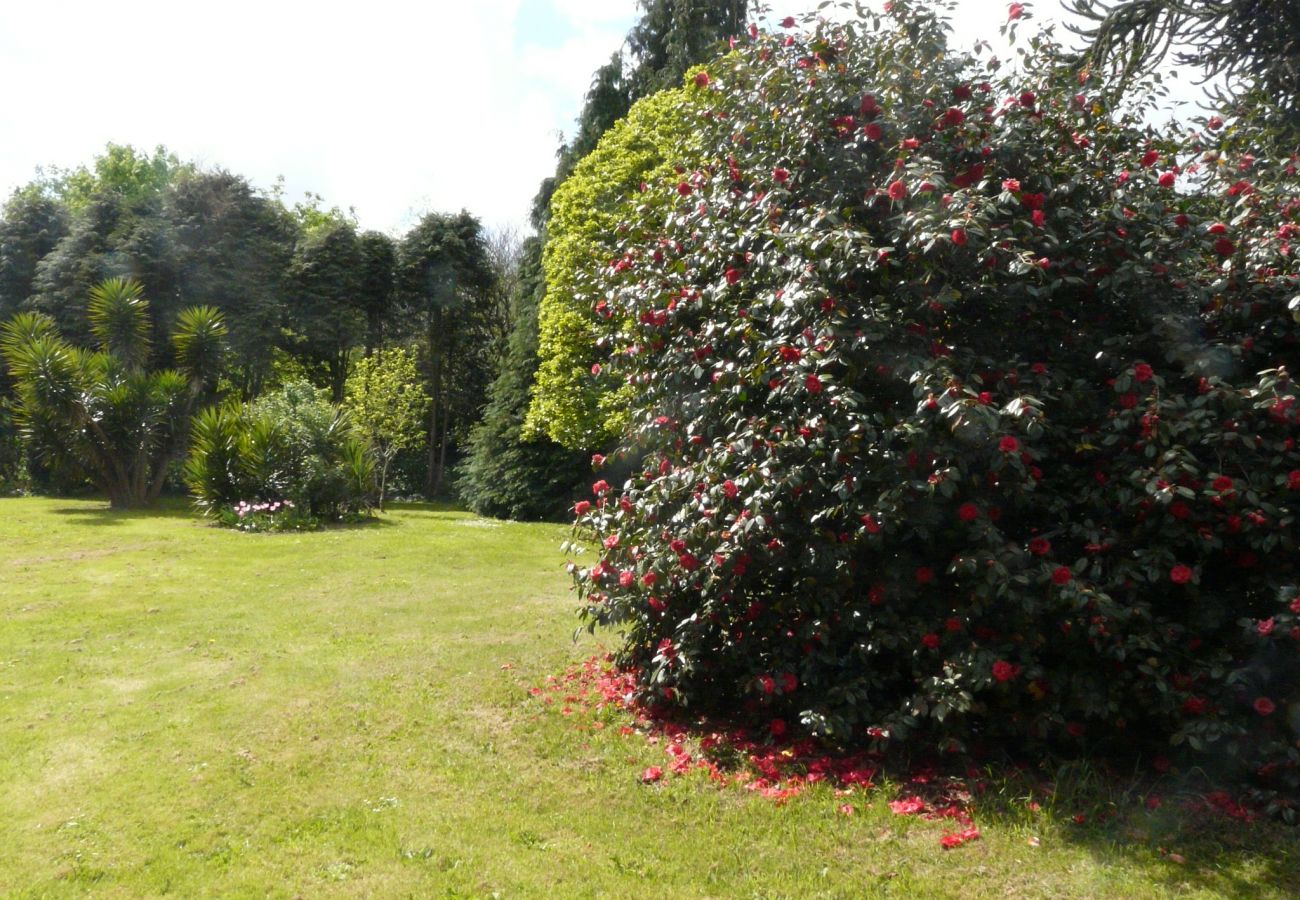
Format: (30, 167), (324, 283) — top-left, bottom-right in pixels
(424, 307), (444, 496)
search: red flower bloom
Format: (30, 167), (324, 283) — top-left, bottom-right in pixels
(641, 765), (664, 783)
(1158, 171), (1176, 187)
(574, 500), (591, 516)
(805, 374), (823, 393)
(781, 672), (798, 692)
(693, 71), (710, 88)
(958, 502), (980, 522)
(1140, 150), (1159, 168)
(1214, 238), (1236, 256)
(1207, 222), (1228, 235)
(1007, 2), (1024, 19)
(1050, 566), (1072, 586)
(1002, 178), (1021, 193)
(1254, 697), (1276, 716)
(773, 167), (790, 184)
(1019, 91), (1036, 107)
(1286, 470), (1300, 490)
(940, 827), (981, 849)
(780, 15), (796, 27)
(942, 107), (965, 127)
(992, 660), (1020, 682)
(915, 566), (935, 585)
(1170, 564), (1193, 584)
(759, 674), (775, 695)
(999, 436), (1020, 453)
(951, 227), (968, 245)
(922, 633), (940, 649)
(861, 514), (882, 534)
(592, 480), (610, 495)
(1133, 363), (1154, 382)
(722, 479), (739, 498)
(779, 345), (802, 362)
(1212, 475), (1234, 492)
(769, 718), (787, 737)
(887, 179), (908, 201)
(725, 267), (741, 284)
(676, 182), (692, 196)
(641, 572), (658, 587)
(1183, 697), (1208, 715)
(618, 570), (634, 588)
(863, 122), (883, 141)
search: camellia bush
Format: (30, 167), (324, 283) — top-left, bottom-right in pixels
(565, 2), (1300, 809)
(185, 379), (375, 529)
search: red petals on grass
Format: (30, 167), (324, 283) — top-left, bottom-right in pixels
(939, 827), (981, 849)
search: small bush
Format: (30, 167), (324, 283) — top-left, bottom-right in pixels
(186, 379), (375, 525)
(566, 4), (1300, 810)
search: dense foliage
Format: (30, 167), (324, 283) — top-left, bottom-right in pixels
(185, 379), (374, 527)
(529, 89), (701, 448)
(343, 347), (430, 508)
(566, 2), (1300, 810)
(0, 277), (225, 508)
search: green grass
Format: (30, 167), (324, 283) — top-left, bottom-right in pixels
(1, 496), (1296, 898)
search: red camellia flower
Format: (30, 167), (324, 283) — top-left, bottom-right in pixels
(676, 181), (692, 196)
(1158, 171), (1176, 187)
(574, 500), (591, 516)
(641, 572), (657, 587)
(1028, 537), (1051, 556)
(1051, 566), (1072, 586)
(722, 479), (739, 498)
(1212, 475), (1234, 492)
(887, 179), (908, 200)
(769, 718), (787, 737)
(1289, 470), (1300, 490)
(998, 435), (1020, 453)
(1257, 617), (1275, 636)
(619, 570), (635, 588)
(1019, 91), (1036, 107)
(1254, 697), (1276, 716)
(773, 167), (790, 184)
(1183, 697), (1209, 715)
(922, 633), (940, 649)
(942, 107), (965, 126)
(805, 373), (823, 393)
(781, 672), (798, 692)
(725, 267), (741, 285)
(780, 15), (796, 28)
(1140, 150), (1159, 168)
(1133, 363), (1154, 382)
(863, 122), (883, 141)
(759, 674), (775, 695)
(1170, 564), (1193, 584)
(693, 71), (710, 88)
(1214, 238), (1236, 256)
(915, 566), (934, 585)
(958, 502), (980, 522)
(992, 660), (1020, 682)
(951, 227), (968, 245)
(592, 480), (610, 495)
(641, 765), (664, 783)
(1008, 2), (1024, 19)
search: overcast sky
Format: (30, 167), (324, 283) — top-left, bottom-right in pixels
(0, 1), (1208, 237)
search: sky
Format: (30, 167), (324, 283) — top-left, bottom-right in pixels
(0, 1), (1210, 238)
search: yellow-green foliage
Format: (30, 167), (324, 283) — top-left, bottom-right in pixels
(526, 86), (703, 449)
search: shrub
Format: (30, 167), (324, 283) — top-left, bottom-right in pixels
(185, 379), (375, 525)
(566, 3), (1300, 809)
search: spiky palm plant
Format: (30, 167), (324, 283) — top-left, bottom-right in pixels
(0, 277), (226, 508)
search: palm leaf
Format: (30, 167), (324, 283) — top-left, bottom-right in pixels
(87, 276), (151, 368)
(172, 305), (227, 386)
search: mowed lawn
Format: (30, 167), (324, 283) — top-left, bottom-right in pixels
(1, 497), (1297, 898)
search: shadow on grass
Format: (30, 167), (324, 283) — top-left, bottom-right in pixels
(49, 498), (195, 526)
(964, 760), (1298, 898)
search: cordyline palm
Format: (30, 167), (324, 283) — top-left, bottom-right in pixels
(0, 277), (226, 509)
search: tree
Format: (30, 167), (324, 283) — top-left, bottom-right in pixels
(0, 186), (68, 321)
(356, 230), (397, 354)
(457, 236), (588, 520)
(284, 220), (366, 401)
(1066, 0), (1300, 139)
(1, 277), (225, 508)
(395, 211), (495, 496)
(564, 3), (1300, 799)
(343, 347), (429, 508)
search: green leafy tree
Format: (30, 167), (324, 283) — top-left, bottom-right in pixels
(284, 221), (366, 401)
(395, 211), (495, 496)
(357, 230), (397, 354)
(343, 347), (429, 508)
(1, 276), (225, 508)
(527, 87), (702, 448)
(457, 236), (588, 520)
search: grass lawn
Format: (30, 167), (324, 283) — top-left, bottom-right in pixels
(1, 496), (1296, 898)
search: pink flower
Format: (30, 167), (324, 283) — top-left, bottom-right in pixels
(992, 660), (1020, 682)
(1254, 697), (1276, 716)
(592, 480), (610, 495)
(1007, 3), (1024, 20)
(574, 500), (591, 516)
(641, 765), (664, 783)
(1002, 178), (1021, 193)
(890, 796), (925, 815)
(676, 182), (692, 196)
(887, 179), (908, 201)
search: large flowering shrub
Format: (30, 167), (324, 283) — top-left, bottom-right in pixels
(566, 3), (1300, 806)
